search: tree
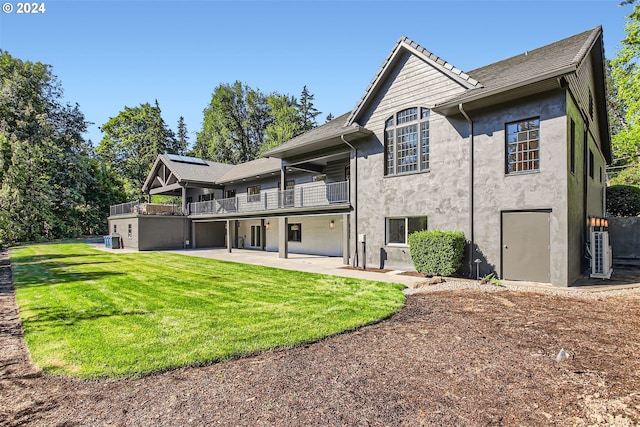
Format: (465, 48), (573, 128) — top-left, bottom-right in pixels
(175, 116), (189, 155)
(325, 113), (335, 123)
(0, 51), (116, 246)
(263, 94), (302, 151)
(195, 81), (272, 164)
(298, 85), (321, 132)
(610, 3), (640, 165)
(97, 101), (176, 199)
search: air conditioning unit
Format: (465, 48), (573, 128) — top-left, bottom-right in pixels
(590, 230), (613, 279)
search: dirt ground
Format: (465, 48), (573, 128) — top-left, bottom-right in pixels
(1, 249), (640, 426)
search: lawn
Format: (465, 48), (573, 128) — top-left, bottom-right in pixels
(9, 243), (405, 379)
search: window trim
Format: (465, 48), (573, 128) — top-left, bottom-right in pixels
(384, 107), (430, 176)
(570, 118), (576, 175)
(385, 216), (428, 246)
(505, 117), (540, 175)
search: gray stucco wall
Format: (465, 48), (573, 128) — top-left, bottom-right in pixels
(353, 84), (578, 285)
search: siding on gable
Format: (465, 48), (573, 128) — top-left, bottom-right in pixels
(358, 52), (467, 132)
(566, 52), (603, 155)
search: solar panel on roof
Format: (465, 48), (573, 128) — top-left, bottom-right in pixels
(165, 154), (208, 165)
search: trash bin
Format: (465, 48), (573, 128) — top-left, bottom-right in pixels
(111, 233), (121, 249)
(104, 235), (112, 249)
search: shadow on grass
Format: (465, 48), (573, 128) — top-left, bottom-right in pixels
(23, 306), (149, 330)
(14, 270), (126, 289)
(8, 253), (100, 265)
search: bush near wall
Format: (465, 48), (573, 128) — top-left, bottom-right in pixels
(606, 185), (640, 217)
(408, 230), (465, 276)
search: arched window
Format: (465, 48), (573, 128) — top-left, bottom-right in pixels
(384, 107), (430, 175)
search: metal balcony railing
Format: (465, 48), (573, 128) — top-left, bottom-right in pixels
(109, 202), (184, 217)
(189, 180), (349, 216)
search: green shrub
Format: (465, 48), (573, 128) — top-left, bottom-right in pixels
(609, 164), (640, 187)
(408, 230), (465, 276)
(606, 185), (640, 217)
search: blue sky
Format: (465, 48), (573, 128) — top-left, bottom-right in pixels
(0, 0), (634, 147)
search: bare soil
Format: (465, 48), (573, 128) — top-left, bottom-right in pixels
(2, 249), (640, 426)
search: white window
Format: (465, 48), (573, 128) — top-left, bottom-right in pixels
(386, 217), (427, 245)
(385, 107), (430, 175)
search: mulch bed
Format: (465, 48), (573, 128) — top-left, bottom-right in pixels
(339, 266), (394, 273)
(2, 248), (640, 426)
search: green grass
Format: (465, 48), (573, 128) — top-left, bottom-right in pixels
(9, 243), (405, 379)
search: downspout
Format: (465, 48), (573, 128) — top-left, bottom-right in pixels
(341, 135), (358, 267)
(459, 104), (474, 277)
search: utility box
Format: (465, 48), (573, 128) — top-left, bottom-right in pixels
(111, 233), (121, 249)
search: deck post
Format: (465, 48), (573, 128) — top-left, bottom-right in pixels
(226, 219), (232, 253)
(278, 216), (288, 259)
(342, 213), (349, 265)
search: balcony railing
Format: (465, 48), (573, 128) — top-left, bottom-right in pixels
(190, 180), (349, 216)
(109, 202), (184, 217)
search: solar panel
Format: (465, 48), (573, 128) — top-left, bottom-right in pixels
(165, 153), (208, 166)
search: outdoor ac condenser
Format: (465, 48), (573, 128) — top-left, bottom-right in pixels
(590, 230), (613, 279)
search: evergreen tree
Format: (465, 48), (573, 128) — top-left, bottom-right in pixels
(298, 85), (321, 132)
(175, 116), (189, 155)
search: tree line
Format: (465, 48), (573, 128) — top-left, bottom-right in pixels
(1, 1), (639, 247)
(0, 51), (326, 246)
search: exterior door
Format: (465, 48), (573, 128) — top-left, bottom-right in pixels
(502, 211), (550, 283)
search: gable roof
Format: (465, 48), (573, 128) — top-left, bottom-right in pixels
(346, 36), (482, 126)
(142, 154), (234, 193)
(263, 112), (372, 159)
(215, 157), (283, 184)
(433, 27), (603, 114)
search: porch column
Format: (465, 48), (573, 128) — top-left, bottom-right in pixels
(278, 216), (288, 259)
(226, 219), (232, 253)
(342, 213), (350, 265)
(181, 184), (188, 215)
(260, 218), (266, 251)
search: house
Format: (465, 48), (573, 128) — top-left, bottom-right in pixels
(108, 26), (610, 287)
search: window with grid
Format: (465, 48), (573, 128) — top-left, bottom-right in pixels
(385, 107), (430, 175)
(506, 118), (540, 174)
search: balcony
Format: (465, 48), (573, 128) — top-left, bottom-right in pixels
(109, 202), (184, 217)
(189, 180), (349, 217)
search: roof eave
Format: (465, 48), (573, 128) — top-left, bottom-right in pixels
(434, 65), (578, 115)
(264, 125), (373, 159)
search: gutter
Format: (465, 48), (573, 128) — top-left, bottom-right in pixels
(459, 104), (475, 277)
(341, 135), (358, 267)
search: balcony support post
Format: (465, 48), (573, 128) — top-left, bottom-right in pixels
(278, 216), (288, 259)
(343, 213), (350, 265)
(226, 219), (232, 253)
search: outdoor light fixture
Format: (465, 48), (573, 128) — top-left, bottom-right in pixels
(588, 216), (609, 230)
(266, 222), (270, 230)
(330, 220), (335, 229)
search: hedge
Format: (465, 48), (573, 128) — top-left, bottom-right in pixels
(408, 230), (465, 276)
(606, 185), (640, 217)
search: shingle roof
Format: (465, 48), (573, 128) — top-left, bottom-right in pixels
(158, 154), (234, 183)
(263, 112), (372, 158)
(215, 157), (283, 184)
(435, 27), (602, 109)
(142, 154), (235, 192)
